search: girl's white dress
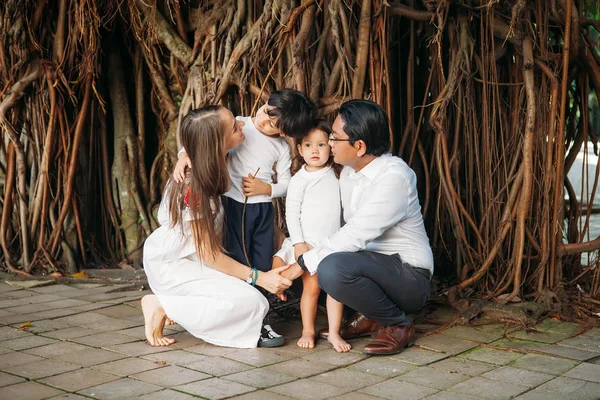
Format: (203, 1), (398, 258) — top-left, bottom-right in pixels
(143, 192), (269, 348)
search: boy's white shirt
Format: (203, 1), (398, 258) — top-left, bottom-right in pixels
(285, 164), (341, 247)
(178, 116), (291, 204)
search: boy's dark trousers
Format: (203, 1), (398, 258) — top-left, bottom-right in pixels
(222, 196), (274, 272)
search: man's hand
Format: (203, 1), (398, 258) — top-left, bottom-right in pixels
(242, 173), (272, 197)
(281, 263), (304, 281)
(293, 242), (310, 261)
(173, 153), (191, 183)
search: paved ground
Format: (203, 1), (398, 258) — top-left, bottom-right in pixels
(0, 278), (599, 400)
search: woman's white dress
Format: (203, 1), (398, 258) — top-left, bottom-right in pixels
(143, 194), (269, 348)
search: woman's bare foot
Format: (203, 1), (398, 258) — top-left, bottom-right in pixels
(297, 331), (315, 349)
(142, 295), (176, 347)
(328, 332), (351, 353)
(165, 318), (175, 326)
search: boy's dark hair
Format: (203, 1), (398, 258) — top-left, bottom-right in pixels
(267, 89), (317, 138)
(338, 100), (390, 157)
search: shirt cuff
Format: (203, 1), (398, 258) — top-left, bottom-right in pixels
(177, 148), (186, 159)
(303, 248), (319, 275)
(269, 183), (286, 199)
(289, 234), (304, 245)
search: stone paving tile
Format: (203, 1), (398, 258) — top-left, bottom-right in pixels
(415, 334), (478, 355)
(579, 327), (600, 340)
(0, 371), (25, 387)
(78, 377), (163, 399)
(41, 367), (120, 392)
(328, 393), (388, 400)
(441, 325), (508, 343)
(0, 346), (13, 355)
(0, 294), (64, 308)
(510, 353), (580, 375)
(0, 351), (46, 368)
(359, 378), (439, 400)
(0, 380), (66, 399)
(481, 366), (554, 387)
(1, 312), (49, 324)
(92, 357), (165, 376)
(563, 362), (600, 383)
(301, 349), (368, 367)
(535, 376), (600, 400)
(1, 333), (58, 350)
(30, 284), (82, 294)
(311, 368), (385, 390)
(449, 376), (529, 399)
(429, 357), (496, 376)
(398, 366), (471, 390)
(47, 394), (91, 400)
(457, 347), (523, 366)
(54, 312), (141, 331)
(175, 377), (255, 399)
(424, 391), (485, 400)
(54, 347), (128, 367)
(535, 343), (600, 361)
(42, 327), (97, 340)
(92, 304), (145, 319)
(132, 365), (210, 386)
(3, 301), (61, 314)
(535, 320), (582, 336)
(230, 390), (296, 399)
(106, 341), (173, 357)
(23, 341), (88, 358)
(225, 348), (297, 367)
(262, 358), (335, 379)
(268, 377), (351, 400)
(0, 283), (22, 292)
(488, 338), (549, 351)
(181, 342), (238, 357)
(514, 390), (580, 400)
(136, 389), (199, 399)
(508, 329), (574, 344)
(114, 326), (147, 340)
(558, 336), (600, 353)
(71, 331), (142, 347)
(142, 349), (207, 366)
(17, 319), (75, 334)
(68, 303), (114, 312)
(348, 356), (416, 378)
(224, 367), (297, 389)
(44, 299), (92, 309)
(390, 346), (449, 366)
(0, 325), (31, 341)
(3, 359), (81, 379)
(185, 355), (255, 376)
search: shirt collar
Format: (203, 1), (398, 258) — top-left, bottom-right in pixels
(353, 153), (392, 181)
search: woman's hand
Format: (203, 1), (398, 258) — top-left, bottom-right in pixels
(173, 153), (191, 183)
(293, 242), (310, 261)
(242, 173), (271, 197)
(256, 265), (293, 294)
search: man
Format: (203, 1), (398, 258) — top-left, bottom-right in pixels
(282, 99), (433, 355)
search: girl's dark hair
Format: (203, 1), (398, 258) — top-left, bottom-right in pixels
(267, 89), (318, 138)
(338, 99), (390, 156)
(166, 105), (230, 258)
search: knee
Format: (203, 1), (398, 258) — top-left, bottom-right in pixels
(317, 253), (354, 293)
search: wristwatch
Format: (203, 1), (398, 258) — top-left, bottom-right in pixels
(297, 254), (308, 272)
(245, 268), (254, 284)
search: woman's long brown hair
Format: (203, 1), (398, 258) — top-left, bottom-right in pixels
(166, 105), (231, 259)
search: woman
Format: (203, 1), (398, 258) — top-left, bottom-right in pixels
(142, 105), (292, 348)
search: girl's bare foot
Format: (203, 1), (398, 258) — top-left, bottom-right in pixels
(297, 331), (315, 349)
(142, 295), (176, 347)
(328, 333), (351, 353)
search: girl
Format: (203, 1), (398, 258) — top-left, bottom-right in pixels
(272, 121), (350, 352)
(142, 105), (292, 348)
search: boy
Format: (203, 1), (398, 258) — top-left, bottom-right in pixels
(174, 89), (317, 273)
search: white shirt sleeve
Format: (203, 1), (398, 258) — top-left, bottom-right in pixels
(303, 172), (410, 274)
(285, 176), (305, 245)
(269, 146), (292, 198)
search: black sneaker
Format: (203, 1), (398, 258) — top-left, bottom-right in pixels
(257, 324), (284, 348)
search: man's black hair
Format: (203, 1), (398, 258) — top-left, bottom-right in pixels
(267, 89), (317, 138)
(338, 100), (390, 157)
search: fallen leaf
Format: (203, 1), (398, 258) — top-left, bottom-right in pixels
(155, 361), (167, 365)
(70, 271), (89, 278)
(49, 272), (63, 277)
(20, 322), (32, 329)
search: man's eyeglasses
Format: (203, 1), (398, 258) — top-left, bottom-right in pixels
(329, 134), (353, 142)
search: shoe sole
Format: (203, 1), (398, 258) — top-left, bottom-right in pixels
(257, 337), (285, 348)
(362, 339), (416, 356)
(318, 332), (376, 341)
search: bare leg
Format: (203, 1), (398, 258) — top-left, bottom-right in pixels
(141, 295), (176, 346)
(326, 295), (351, 352)
(297, 272), (320, 349)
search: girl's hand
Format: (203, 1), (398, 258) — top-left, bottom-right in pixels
(293, 242), (310, 261)
(242, 173), (271, 197)
(173, 153), (192, 183)
(256, 265), (293, 294)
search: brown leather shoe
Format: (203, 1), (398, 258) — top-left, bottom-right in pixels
(318, 312), (382, 340)
(363, 322), (416, 355)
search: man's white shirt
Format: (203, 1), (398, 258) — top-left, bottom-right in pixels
(302, 153), (434, 275)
